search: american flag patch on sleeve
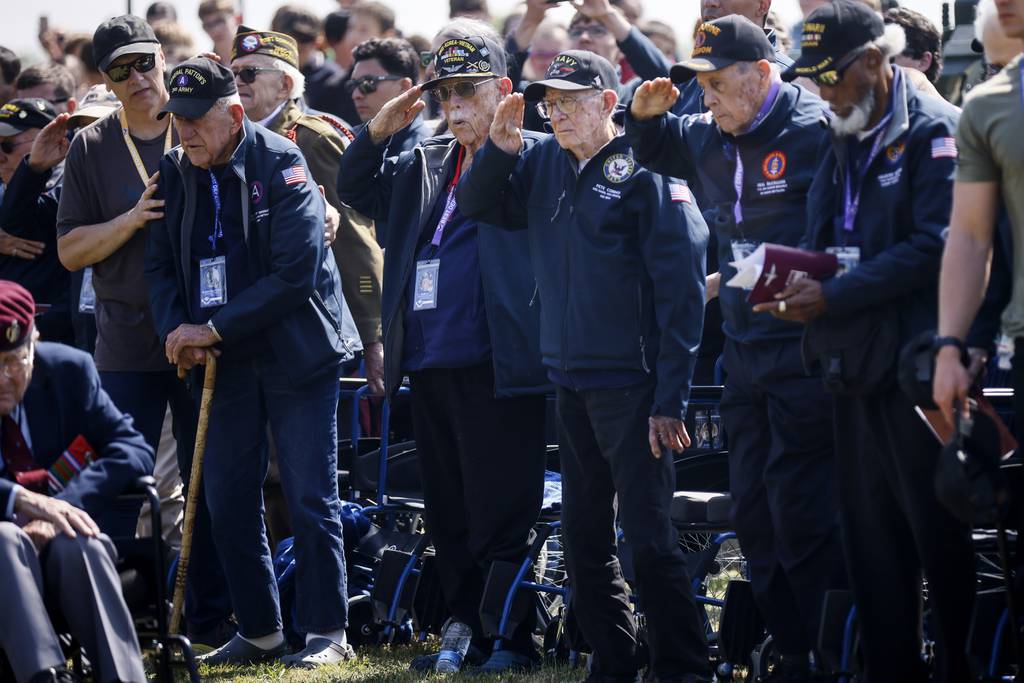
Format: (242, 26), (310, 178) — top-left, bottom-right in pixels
(930, 137), (957, 159)
(669, 182), (691, 203)
(282, 164), (308, 185)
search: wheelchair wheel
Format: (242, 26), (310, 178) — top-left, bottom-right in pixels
(535, 525), (568, 618)
(679, 531), (747, 632)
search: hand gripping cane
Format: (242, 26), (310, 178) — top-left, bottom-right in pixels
(170, 351), (218, 635)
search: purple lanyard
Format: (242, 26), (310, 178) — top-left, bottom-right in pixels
(430, 146), (465, 247)
(732, 81), (781, 225)
(208, 170), (224, 250)
(842, 112), (893, 232)
(1020, 60), (1024, 108)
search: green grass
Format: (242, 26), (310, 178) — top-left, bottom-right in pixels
(152, 641), (583, 682)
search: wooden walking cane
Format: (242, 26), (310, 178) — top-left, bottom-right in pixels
(169, 351), (218, 636)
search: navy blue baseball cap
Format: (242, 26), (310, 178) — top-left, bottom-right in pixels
(670, 15), (775, 83)
(523, 50), (618, 101)
(159, 57), (237, 120)
(784, 0), (885, 82)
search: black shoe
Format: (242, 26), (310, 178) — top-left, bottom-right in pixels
(28, 667), (80, 683)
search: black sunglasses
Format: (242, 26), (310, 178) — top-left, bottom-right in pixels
(232, 66), (282, 84)
(0, 138), (33, 155)
(106, 53), (157, 83)
(812, 45), (869, 87)
(433, 77), (496, 102)
(344, 75), (403, 95)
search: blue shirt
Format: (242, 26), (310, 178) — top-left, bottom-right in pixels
(401, 168), (491, 373)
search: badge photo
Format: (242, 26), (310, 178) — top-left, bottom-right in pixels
(603, 154), (635, 184)
(761, 151), (787, 181)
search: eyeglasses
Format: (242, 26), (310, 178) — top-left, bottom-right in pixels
(105, 53), (157, 83)
(232, 66), (282, 84)
(433, 77), (496, 101)
(536, 91), (601, 119)
(345, 75), (403, 95)
(812, 46), (869, 87)
(420, 51), (434, 69)
(0, 344), (33, 379)
(568, 24), (609, 40)
(0, 138), (33, 155)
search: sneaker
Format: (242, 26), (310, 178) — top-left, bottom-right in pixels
(196, 634), (289, 666)
(409, 643), (488, 672)
(281, 638), (356, 669)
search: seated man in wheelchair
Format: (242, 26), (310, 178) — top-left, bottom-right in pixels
(0, 281), (153, 683)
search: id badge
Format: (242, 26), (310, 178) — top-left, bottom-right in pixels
(730, 239), (758, 263)
(413, 259), (439, 311)
(78, 266), (96, 314)
(826, 246), (861, 277)
(199, 256), (227, 308)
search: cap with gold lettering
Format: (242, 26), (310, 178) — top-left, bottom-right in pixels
(159, 57), (238, 120)
(231, 25), (300, 70)
(669, 15), (774, 84)
(0, 281), (35, 351)
(783, 0), (884, 82)
(0, 99), (56, 137)
(422, 36), (499, 90)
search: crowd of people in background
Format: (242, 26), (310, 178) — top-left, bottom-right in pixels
(0, 0), (1022, 681)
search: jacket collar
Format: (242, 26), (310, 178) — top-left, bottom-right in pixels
(266, 99), (304, 135)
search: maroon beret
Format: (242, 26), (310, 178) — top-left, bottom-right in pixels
(0, 281), (35, 351)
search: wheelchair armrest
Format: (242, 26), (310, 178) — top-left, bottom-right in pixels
(128, 475), (157, 493)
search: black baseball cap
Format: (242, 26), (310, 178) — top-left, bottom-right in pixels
(670, 15), (774, 83)
(523, 50), (618, 101)
(93, 15), (161, 72)
(0, 98), (57, 137)
(783, 0), (884, 82)
(159, 58), (238, 120)
(422, 36), (500, 90)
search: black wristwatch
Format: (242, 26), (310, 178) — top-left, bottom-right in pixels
(932, 335), (967, 358)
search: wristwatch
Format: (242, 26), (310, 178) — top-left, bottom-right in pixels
(206, 319), (222, 342)
(932, 335), (966, 357)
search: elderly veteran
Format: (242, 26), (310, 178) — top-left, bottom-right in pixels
(337, 29), (548, 674)
(144, 57), (355, 668)
(0, 280), (152, 683)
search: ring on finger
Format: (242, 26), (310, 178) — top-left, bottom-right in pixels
(778, 300), (787, 313)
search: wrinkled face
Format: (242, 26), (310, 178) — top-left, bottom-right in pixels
(174, 103), (242, 169)
(350, 58), (409, 122)
(202, 11), (237, 45)
(695, 62), (765, 135)
(568, 19), (621, 63)
(543, 87), (613, 151)
(232, 55), (290, 122)
(701, 0), (765, 22)
(103, 50), (168, 114)
(816, 50), (879, 136)
(0, 339), (35, 416)
(438, 77), (508, 150)
(995, 0), (1024, 39)
(0, 128), (39, 184)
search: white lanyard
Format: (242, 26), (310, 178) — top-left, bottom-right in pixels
(119, 108), (173, 186)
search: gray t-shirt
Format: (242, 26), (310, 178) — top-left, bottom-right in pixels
(57, 112), (178, 372)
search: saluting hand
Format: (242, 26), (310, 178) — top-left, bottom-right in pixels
(649, 416), (691, 459)
(631, 78), (679, 121)
(368, 86), (426, 145)
(27, 112), (71, 174)
(490, 93), (525, 155)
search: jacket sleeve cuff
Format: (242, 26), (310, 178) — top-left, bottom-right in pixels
(820, 277), (854, 316)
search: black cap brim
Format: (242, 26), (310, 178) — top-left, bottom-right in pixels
(523, 79), (597, 101)
(0, 122), (28, 137)
(781, 54), (835, 82)
(669, 57), (737, 83)
(421, 73), (497, 91)
(158, 97), (219, 120)
(98, 40), (160, 72)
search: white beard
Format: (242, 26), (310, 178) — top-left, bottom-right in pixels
(830, 88), (876, 137)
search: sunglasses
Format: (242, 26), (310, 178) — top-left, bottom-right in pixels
(105, 53), (157, 83)
(812, 46), (869, 87)
(536, 91), (601, 119)
(433, 77), (496, 102)
(232, 66), (282, 84)
(345, 75), (403, 95)
(568, 24), (609, 40)
(0, 138), (33, 154)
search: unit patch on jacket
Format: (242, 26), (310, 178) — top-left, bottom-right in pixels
(603, 154), (635, 183)
(757, 150), (788, 196)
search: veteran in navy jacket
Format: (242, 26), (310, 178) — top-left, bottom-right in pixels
(756, 4), (975, 681)
(0, 281), (150, 683)
(336, 30), (548, 673)
(457, 50), (711, 681)
(624, 17), (846, 675)
(144, 58), (354, 669)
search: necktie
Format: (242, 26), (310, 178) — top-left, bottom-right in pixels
(2, 414), (45, 492)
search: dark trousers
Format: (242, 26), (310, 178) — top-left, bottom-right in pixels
(556, 379), (710, 681)
(198, 357), (348, 637)
(99, 368), (231, 635)
(720, 339), (846, 656)
(408, 363), (546, 655)
(834, 388), (975, 682)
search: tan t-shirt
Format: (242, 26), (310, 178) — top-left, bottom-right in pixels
(956, 54), (1024, 337)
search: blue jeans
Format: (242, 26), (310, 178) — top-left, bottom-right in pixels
(198, 356), (348, 637)
(99, 369), (231, 635)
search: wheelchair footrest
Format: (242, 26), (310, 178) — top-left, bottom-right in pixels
(371, 549), (420, 625)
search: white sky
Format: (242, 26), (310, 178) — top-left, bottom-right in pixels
(1, 0), (945, 66)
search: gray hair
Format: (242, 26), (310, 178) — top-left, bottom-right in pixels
(236, 53), (306, 99)
(432, 18), (508, 78)
(214, 93), (244, 113)
(871, 22), (908, 60)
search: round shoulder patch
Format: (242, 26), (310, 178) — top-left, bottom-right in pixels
(761, 150), (787, 181)
(603, 153), (635, 184)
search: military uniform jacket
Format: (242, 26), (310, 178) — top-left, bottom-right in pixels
(625, 82), (829, 344)
(267, 99), (384, 345)
(457, 134), (709, 420)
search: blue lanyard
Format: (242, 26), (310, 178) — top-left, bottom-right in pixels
(842, 112), (893, 233)
(208, 170), (224, 251)
(1019, 60), (1024, 108)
